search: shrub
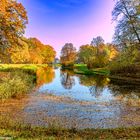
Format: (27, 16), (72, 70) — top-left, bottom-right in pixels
(0, 71), (34, 99)
(109, 47), (140, 75)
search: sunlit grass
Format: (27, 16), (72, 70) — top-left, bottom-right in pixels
(74, 64), (110, 75)
(0, 64), (48, 74)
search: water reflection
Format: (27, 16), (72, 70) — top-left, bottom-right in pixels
(60, 70), (75, 89)
(36, 67), (55, 87)
(108, 83), (140, 100)
(38, 68), (140, 102)
(79, 75), (110, 98)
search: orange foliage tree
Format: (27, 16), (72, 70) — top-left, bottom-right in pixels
(27, 38), (56, 64)
(60, 43), (77, 67)
(0, 0), (28, 63)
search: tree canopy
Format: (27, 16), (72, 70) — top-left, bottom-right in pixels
(60, 43), (77, 67)
(0, 0), (56, 64)
(112, 0), (140, 49)
(0, 0), (28, 49)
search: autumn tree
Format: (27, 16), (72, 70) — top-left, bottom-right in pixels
(27, 38), (56, 64)
(112, 0), (140, 49)
(60, 43), (77, 68)
(41, 45), (56, 64)
(8, 38), (30, 64)
(0, 0), (28, 63)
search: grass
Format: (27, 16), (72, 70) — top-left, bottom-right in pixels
(0, 119), (140, 140)
(0, 64), (49, 99)
(0, 64), (48, 74)
(0, 71), (35, 99)
(74, 64), (110, 76)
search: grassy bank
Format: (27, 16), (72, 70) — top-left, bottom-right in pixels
(73, 64), (140, 85)
(74, 64), (110, 76)
(0, 117), (140, 140)
(0, 64), (48, 74)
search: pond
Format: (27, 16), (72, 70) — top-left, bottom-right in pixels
(0, 67), (140, 129)
(37, 67), (140, 102)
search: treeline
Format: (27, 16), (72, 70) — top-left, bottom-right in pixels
(110, 0), (140, 75)
(0, 0), (56, 64)
(60, 0), (140, 75)
(60, 38), (118, 69)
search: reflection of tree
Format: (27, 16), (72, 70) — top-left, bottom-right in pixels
(79, 75), (110, 97)
(36, 67), (55, 87)
(108, 83), (140, 99)
(60, 70), (75, 89)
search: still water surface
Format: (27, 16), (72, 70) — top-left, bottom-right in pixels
(38, 67), (140, 102)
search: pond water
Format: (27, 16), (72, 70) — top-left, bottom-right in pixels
(0, 67), (140, 129)
(37, 67), (140, 102)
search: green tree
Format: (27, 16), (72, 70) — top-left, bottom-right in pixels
(78, 45), (96, 69)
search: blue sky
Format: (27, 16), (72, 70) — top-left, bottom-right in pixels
(19, 0), (115, 56)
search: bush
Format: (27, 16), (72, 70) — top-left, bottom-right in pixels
(0, 71), (34, 99)
(109, 47), (140, 75)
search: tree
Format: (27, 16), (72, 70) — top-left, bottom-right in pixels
(27, 38), (56, 64)
(78, 45), (96, 69)
(60, 43), (77, 67)
(0, 0), (28, 63)
(8, 38), (30, 64)
(41, 45), (56, 64)
(0, 0), (28, 48)
(78, 43), (118, 69)
(91, 36), (105, 47)
(112, 0), (140, 49)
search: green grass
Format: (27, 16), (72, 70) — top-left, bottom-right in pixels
(0, 64), (48, 74)
(74, 64), (110, 76)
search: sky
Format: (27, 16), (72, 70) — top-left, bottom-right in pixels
(19, 0), (115, 57)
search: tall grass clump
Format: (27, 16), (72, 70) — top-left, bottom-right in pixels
(0, 71), (35, 99)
